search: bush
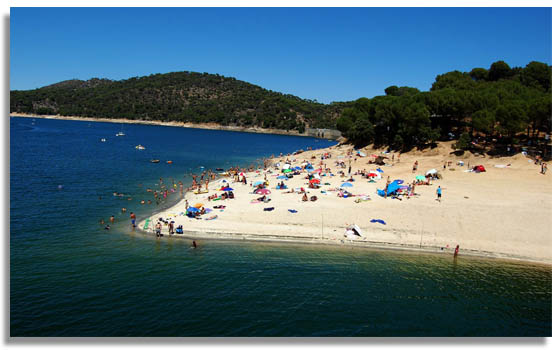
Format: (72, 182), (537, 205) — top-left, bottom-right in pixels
(455, 132), (471, 150)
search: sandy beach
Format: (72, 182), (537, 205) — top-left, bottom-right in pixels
(139, 141), (552, 264)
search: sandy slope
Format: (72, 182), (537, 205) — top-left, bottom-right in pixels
(142, 142), (552, 264)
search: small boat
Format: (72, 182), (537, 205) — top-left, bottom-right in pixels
(100, 138), (106, 142)
(167, 160), (173, 164)
(151, 159), (160, 163)
(135, 145), (146, 150)
(116, 123), (125, 136)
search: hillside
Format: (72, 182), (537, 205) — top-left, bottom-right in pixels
(10, 72), (350, 132)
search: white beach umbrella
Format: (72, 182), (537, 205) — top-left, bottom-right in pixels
(426, 169), (438, 176)
(350, 224), (362, 236)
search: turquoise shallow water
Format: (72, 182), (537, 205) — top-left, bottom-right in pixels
(10, 117), (551, 336)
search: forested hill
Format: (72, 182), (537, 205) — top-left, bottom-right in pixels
(10, 72), (350, 132)
(10, 61), (552, 151)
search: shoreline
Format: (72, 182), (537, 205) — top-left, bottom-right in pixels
(137, 224), (551, 266)
(10, 113), (341, 140)
(135, 142), (551, 266)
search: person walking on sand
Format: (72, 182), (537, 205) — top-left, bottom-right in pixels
(436, 186), (442, 202)
(413, 160), (418, 173)
(130, 212), (136, 227)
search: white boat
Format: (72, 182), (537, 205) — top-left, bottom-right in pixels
(135, 145), (146, 150)
(101, 138), (106, 142)
(115, 124), (125, 136)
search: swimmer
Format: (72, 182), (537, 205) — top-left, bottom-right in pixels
(127, 197), (132, 201)
(141, 200), (145, 204)
(121, 207), (127, 213)
(192, 240), (197, 248)
(105, 225), (110, 230)
(110, 215), (115, 224)
(100, 219), (105, 225)
(147, 200), (152, 204)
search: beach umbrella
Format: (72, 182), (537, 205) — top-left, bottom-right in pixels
(376, 168), (384, 173)
(350, 224), (362, 236)
(341, 182), (353, 187)
(415, 175), (426, 181)
(194, 203), (204, 208)
(222, 187), (234, 191)
(294, 166), (302, 170)
(253, 181), (264, 186)
(426, 169), (438, 176)
(282, 164), (291, 170)
(310, 179), (321, 184)
(357, 150), (367, 157)
(239, 172), (245, 177)
(283, 169), (292, 173)
(187, 207), (200, 213)
(256, 188), (271, 195)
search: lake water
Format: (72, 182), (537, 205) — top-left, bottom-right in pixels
(9, 117), (551, 336)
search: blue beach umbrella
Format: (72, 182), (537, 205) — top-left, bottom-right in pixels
(294, 166), (302, 170)
(187, 207), (200, 213)
(222, 187), (234, 191)
(341, 182), (353, 187)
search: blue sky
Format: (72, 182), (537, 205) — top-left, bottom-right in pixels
(10, 7), (552, 103)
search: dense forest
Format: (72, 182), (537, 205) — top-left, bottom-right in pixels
(10, 72), (350, 132)
(10, 61), (552, 155)
(336, 60), (552, 153)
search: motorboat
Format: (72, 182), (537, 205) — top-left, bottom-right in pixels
(101, 138), (106, 142)
(135, 145), (146, 150)
(116, 123), (125, 136)
(150, 159), (160, 163)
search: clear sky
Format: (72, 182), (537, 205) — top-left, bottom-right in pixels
(10, 7), (552, 103)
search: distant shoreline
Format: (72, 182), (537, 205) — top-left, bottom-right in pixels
(10, 113), (342, 140)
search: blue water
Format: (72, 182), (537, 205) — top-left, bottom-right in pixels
(10, 117), (551, 337)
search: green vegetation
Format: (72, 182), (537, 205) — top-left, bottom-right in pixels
(10, 61), (551, 153)
(10, 72), (349, 132)
(336, 60), (552, 151)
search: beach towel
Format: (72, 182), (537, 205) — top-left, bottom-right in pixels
(143, 219), (151, 230)
(263, 207), (275, 211)
(376, 168), (384, 173)
(288, 209), (298, 213)
(205, 215), (218, 220)
(370, 219), (386, 225)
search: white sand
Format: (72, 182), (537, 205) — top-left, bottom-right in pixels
(141, 142), (552, 264)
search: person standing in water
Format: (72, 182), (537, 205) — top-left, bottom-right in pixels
(454, 245), (460, 257)
(130, 212), (136, 228)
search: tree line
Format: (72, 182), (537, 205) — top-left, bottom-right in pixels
(336, 60), (551, 151)
(10, 71), (348, 133)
